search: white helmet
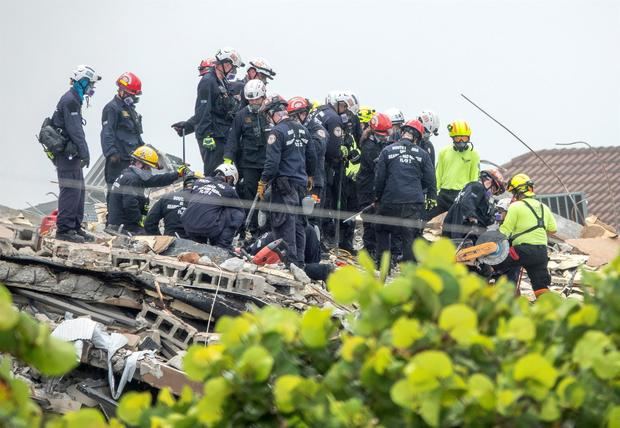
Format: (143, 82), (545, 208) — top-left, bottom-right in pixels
(496, 198), (511, 212)
(244, 80), (266, 100)
(248, 58), (276, 79)
(326, 90), (358, 114)
(418, 110), (440, 136)
(214, 163), (239, 185)
(385, 108), (405, 125)
(71, 65), (101, 83)
(215, 47), (244, 68)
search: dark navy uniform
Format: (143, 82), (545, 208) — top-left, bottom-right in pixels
(261, 118), (317, 266)
(107, 167), (178, 234)
(442, 181), (495, 240)
(374, 138), (436, 262)
(100, 96), (144, 201)
(356, 134), (385, 255)
(143, 190), (189, 238)
(187, 69), (239, 175)
(51, 88), (89, 235)
(224, 106), (270, 204)
(304, 116), (328, 232)
(181, 176), (245, 248)
(419, 136), (436, 166)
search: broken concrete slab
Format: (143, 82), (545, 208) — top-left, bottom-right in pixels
(565, 237), (620, 267)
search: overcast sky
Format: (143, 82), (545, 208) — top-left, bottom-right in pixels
(0, 0), (618, 210)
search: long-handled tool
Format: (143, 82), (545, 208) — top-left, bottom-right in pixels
(182, 128), (186, 167)
(244, 193), (260, 232)
(334, 161), (345, 255)
(343, 203), (374, 224)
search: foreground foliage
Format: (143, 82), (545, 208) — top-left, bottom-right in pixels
(3, 239), (620, 427)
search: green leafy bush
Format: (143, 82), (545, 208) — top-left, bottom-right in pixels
(107, 239), (620, 427)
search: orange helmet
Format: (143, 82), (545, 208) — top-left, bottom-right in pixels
(198, 58), (215, 76)
(287, 97), (311, 115)
(369, 113), (393, 135)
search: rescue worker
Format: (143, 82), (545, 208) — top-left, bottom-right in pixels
(356, 112), (392, 257)
(101, 72), (144, 208)
(257, 95), (317, 267)
(107, 146), (188, 235)
(357, 106), (376, 133)
(495, 174), (557, 298)
(171, 47), (244, 175)
(223, 80), (269, 225)
(442, 169), (505, 239)
(51, 65), (101, 243)
(374, 119), (436, 264)
(427, 120), (480, 220)
(385, 108), (405, 143)
(418, 110), (440, 165)
(143, 173), (201, 237)
(182, 164), (245, 248)
(286, 96), (327, 229)
(230, 58), (276, 106)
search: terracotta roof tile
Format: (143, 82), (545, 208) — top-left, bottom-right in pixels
(502, 146), (620, 229)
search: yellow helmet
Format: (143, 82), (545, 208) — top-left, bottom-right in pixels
(358, 106), (376, 124)
(310, 100), (321, 112)
(131, 146), (160, 169)
(447, 120), (472, 137)
(507, 173), (535, 197)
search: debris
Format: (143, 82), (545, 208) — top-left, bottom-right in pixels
(565, 237), (620, 267)
(580, 215), (617, 239)
(177, 251), (200, 264)
(290, 263), (311, 284)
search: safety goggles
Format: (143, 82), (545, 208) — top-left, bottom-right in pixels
(452, 136), (470, 143)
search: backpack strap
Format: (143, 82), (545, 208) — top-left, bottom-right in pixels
(508, 199), (545, 243)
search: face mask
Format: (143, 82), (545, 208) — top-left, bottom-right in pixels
(340, 113), (350, 124)
(454, 141), (468, 152)
(124, 95), (139, 106)
(248, 104), (260, 113)
(374, 134), (388, 144)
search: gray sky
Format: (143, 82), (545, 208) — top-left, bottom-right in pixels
(0, 0), (618, 209)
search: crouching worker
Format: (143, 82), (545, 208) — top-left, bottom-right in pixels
(144, 173), (202, 237)
(182, 163), (245, 248)
(107, 146), (187, 235)
(442, 169), (505, 240)
(494, 174), (557, 299)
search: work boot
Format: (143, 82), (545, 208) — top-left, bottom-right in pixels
(76, 228), (95, 243)
(55, 230), (85, 244)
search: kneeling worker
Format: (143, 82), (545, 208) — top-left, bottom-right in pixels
(107, 146), (188, 235)
(144, 173), (201, 237)
(181, 163), (245, 248)
(495, 173), (557, 299)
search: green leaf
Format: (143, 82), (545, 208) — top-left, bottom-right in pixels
(499, 316), (536, 342)
(593, 350), (620, 380)
(380, 277), (413, 304)
(467, 374), (495, 410)
(183, 344), (226, 381)
(215, 315), (253, 347)
(274, 375), (303, 413)
(157, 387), (176, 407)
(391, 317), (423, 349)
(366, 346), (392, 375)
(416, 268), (444, 294)
(0, 285), (19, 330)
(556, 376), (585, 409)
(60, 408), (107, 428)
(379, 251), (391, 282)
(439, 303), (478, 344)
(117, 391), (152, 426)
(405, 351), (453, 392)
(357, 250), (376, 275)
(27, 335), (79, 376)
(496, 389), (521, 416)
(513, 353), (558, 390)
(568, 304), (599, 328)
(257, 306), (300, 343)
(573, 330), (616, 376)
(193, 377), (232, 426)
(327, 266), (364, 304)
(425, 238), (457, 268)
(236, 345), (274, 382)
(419, 390), (441, 427)
(390, 379), (416, 410)
(539, 395), (561, 422)
(608, 406), (620, 428)
(300, 307), (333, 348)
(340, 336), (366, 362)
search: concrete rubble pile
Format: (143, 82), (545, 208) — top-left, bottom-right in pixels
(0, 214), (348, 415)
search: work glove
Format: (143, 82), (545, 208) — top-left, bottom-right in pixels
(425, 198), (437, 210)
(223, 158), (233, 165)
(466, 217), (478, 225)
(171, 121), (194, 137)
(348, 148), (361, 163)
(80, 157), (90, 169)
(142, 204), (150, 216)
(307, 176), (314, 192)
(257, 180), (267, 200)
(44, 150), (55, 162)
(202, 136), (216, 151)
(109, 154), (121, 163)
(340, 145), (349, 159)
(138, 215), (146, 228)
(177, 164), (191, 177)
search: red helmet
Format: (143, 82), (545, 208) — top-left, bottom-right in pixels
(401, 119), (425, 138)
(198, 58), (215, 76)
(287, 97), (310, 115)
(116, 72), (142, 95)
(369, 113), (393, 135)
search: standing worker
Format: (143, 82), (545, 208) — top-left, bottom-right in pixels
(374, 119), (436, 265)
(107, 146), (188, 235)
(223, 79), (269, 231)
(257, 95), (317, 267)
(101, 72), (144, 208)
(427, 120), (480, 220)
(418, 110), (440, 166)
(171, 47), (244, 175)
(385, 107), (405, 143)
(495, 174), (557, 299)
(51, 65), (101, 243)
